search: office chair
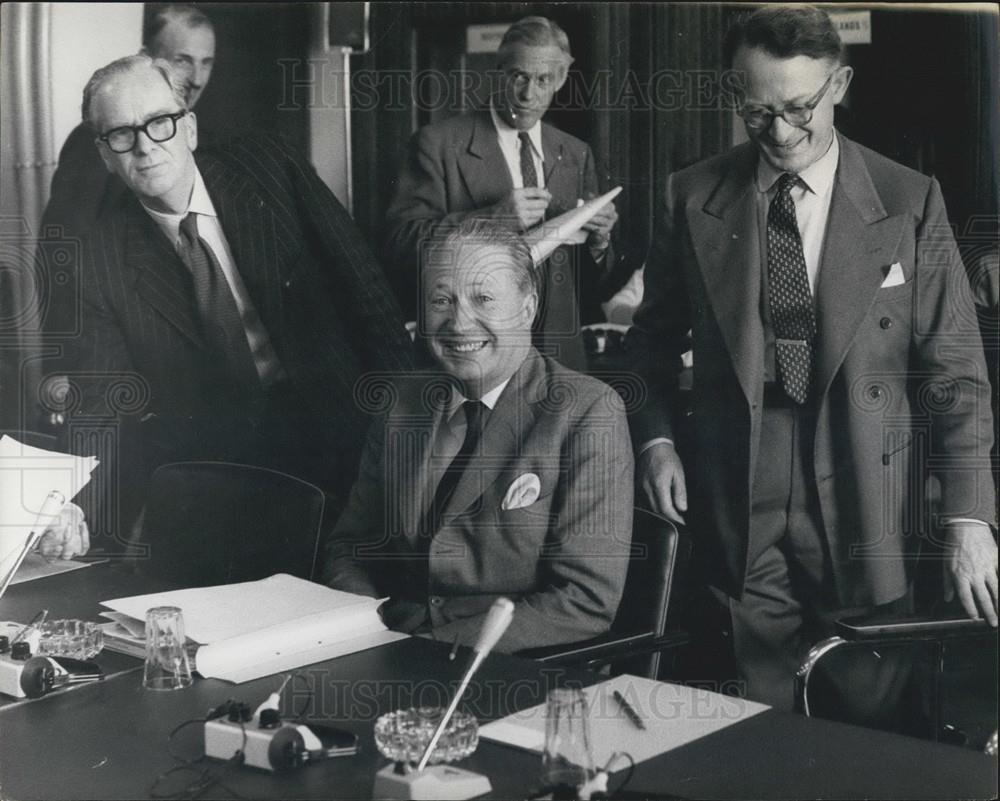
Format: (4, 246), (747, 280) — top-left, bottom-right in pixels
(796, 609), (997, 751)
(519, 507), (689, 679)
(133, 461), (327, 588)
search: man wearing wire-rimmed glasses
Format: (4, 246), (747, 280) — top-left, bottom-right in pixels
(628, 5), (996, 712)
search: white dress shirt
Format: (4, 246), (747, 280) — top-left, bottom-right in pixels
(142, 169), (285, 386)
(489, 105), (545, 189)
(755, 132), (840, 295)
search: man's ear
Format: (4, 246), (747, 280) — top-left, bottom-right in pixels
(185, 110), (198, 152)
(831, 65), (853, 105)
(95, 139), (115, 173)
(522, 290), (539, 326)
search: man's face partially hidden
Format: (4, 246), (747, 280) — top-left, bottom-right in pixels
(495, 43), (569, 131)
(424, 243), (537, 398)
(149, 20), (216, 108)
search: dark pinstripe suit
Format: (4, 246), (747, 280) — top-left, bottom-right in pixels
(62, 136), (414, 528)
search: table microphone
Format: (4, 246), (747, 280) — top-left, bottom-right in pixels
(417, 598), (513, 772)
(374, 598), (514, 800)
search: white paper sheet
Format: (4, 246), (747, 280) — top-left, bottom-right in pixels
(101, 573), (384, 644)
(0, 435), (98, 586)
(480, 673), (769, 767)
(9, 552), (101, 585)
(101, 573), (407, 683)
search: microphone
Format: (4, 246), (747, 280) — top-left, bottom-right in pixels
(416, 598), (514, 772)
(19, 656), (103, 698)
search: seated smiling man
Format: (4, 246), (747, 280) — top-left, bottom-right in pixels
(324, 221), (633, 652)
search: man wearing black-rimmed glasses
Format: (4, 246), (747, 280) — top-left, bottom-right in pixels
(629, 5), (996, 710)
(56, 54), (413, 540)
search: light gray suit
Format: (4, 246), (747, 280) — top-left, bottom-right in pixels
(324, 350), (634, 653)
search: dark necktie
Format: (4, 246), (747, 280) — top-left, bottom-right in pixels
(418, 400), (485, 545)
(518, 131), (538, 188)
(178, 213), (260, 391)
(766, 173), (816, 404)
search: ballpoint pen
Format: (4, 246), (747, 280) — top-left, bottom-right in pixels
(612, 689), (646, 730)
(448, 633), (460, 661)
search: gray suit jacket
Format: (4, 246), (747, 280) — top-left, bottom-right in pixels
(324, 350), (634, 653)
(631, 133), (996, 607)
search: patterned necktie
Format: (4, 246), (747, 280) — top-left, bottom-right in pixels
(518, 131), (538, 188)
(178, 213), (260, 391)
(766, 173), (816, 404)
(418, 400), (485, 545)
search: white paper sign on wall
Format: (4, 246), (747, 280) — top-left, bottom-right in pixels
(830, 11), (872, 45)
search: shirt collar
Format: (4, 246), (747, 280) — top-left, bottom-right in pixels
(141, 167), (218, 244)
(447, 376), (511, 420)
(489, 103), (543, 161)
(755, 131), (840, 196)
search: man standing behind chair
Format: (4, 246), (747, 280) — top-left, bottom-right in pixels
(385, 16), (619, 372)
(325, 221), (632, 652)
(59, 55), (413, 535)
(630, 6), (997, 709)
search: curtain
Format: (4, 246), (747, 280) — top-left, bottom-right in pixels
(1, 2), (56, 429)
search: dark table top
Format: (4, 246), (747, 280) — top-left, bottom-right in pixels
(1, 565), (996, 800)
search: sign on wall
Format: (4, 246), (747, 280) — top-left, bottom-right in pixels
(829, 10), (872, 45)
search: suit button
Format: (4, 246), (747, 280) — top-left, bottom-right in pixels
(428, 596), (443, 607)
(880, 317), (893, 329)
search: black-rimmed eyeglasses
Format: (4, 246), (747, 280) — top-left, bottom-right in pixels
(737, 73), (835, 131)
(98, 110), (188, 154)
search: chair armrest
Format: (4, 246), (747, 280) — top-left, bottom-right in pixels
(519, 632), (655, 665)
(836, 612), (993, 642)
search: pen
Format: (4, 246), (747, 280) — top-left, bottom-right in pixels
(448, 634), (460, 661)
(612, 689), (646, 730)
(10, 608), (49, 647)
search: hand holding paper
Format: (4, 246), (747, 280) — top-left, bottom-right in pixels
(524, 187), (623, 264)
(36, 503), (90, 560)
(0, 436), (98, 593)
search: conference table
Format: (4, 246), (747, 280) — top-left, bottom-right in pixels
(0, 565), (996, 800)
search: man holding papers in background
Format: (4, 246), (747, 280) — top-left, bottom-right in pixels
(385, 16), (620, 371)
(325, 221), (633, 652)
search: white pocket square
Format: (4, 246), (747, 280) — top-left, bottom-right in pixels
(501, 473), (541, 511)
(880, 262), (906, 288)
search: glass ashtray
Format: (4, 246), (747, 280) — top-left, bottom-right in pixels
(36, 619), (103, 659)
(374, 707), (479, 765)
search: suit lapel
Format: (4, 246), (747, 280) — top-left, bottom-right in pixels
(688, 144), (765, 403)
(541, 124), (572, 209)
(199, 154), (287, 335)
(814, 135), (905, 397)
(441, 352), (544, 522)
(458, 110), (513, 209)
(125, 198), (204, 348)
(399, 377), (450, 546)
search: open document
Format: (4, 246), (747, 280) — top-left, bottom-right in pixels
(101, 573), (408, 683)
(481, 673), (769, 767)
(0, 435), (99, 595)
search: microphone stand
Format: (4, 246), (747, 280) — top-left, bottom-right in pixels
(374, 598), (514, 800)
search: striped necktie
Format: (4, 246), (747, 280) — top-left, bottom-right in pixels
(178, 213), (260, 391)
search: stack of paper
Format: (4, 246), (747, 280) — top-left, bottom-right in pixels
(101, 573), (409, 683)
(480, 673), (769, 767)
(0, 435), (98, 591)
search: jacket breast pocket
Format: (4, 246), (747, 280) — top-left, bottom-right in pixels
(873, 281), (914, 303)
